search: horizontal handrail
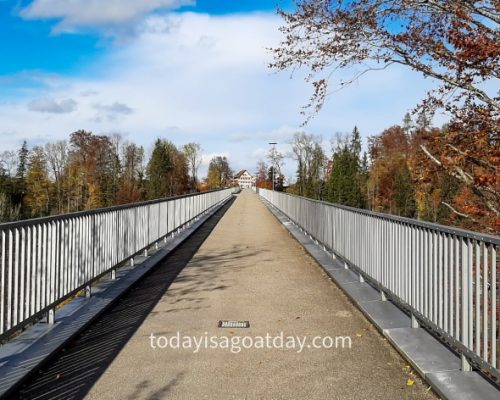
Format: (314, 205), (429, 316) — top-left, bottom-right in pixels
(0, 188), (234, 340)
(0, 189), (230, 230)
(258, 188), (499, 379)
(266, 191), (499, 245)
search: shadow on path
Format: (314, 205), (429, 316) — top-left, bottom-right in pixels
(12, 198), (236, 400)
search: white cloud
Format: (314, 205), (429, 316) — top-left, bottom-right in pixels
(20, 0), (194, 31)
(1, 12), (442, 180)
(93, 101), (133, 122)
(28, 98), (78, 113)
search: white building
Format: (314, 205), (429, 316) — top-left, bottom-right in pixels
(234, 170), (255, 189)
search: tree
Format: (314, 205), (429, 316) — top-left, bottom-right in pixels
(170, 150), (189, 195)
(13, 141), (29, 209)
(394, 162), (416, 218)
(368, 125), (416, 216)
(291, 132), (324, 198)
(0, 150), (18, 178)
(206, 156), (232, 189)
(271, 1), (498, 119)
(25, 146), (50, 217)
(403, 113), (413, 136)
(268, 165), (285, 191)
(255, 160), (270, 189)
(67, 130), (117, 210)
(45, 141), (68, 213)
(182, 142), (202, 191)
(146, 139), (189, 199)
(116, 142), (145, 204)
(0, 151), (18, 211)
(326, 127), (366, 208)
(16, 141), (29, 182)
(0, 193), (20, 223)
(147, 139), (174, 199)
(271, 0), (499, 228)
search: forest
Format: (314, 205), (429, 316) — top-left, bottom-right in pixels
(0, 131), (227, 222)
(256, 112), (498, 235)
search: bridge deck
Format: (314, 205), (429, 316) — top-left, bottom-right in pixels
(80, 189), (435, 399)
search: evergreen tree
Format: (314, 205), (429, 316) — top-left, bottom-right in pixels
(13, 141), (29, 209)
(267, 165), (285, 191)
(326, 127), (366, 208)
(16, 141), (29, 181)
(146, 139), (189, 198)
(403, 112), (413, 135)
(147, 139), (173, 199)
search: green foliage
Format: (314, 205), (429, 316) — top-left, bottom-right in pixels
(326, 127), (366, 208)
(146, 139), (188, 198)
(16, 141), (29, 181)
(0, 192), (20, 223)
(267, 165), (285, 191)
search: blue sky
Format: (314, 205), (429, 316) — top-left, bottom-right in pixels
(0, 1), (293, 75)
(0, 0), (439, 180)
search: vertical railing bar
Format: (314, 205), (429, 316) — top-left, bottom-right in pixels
(444, 233), (448, 332)
(19, 227), (25, 323)
(6, 229), (13, 330)
(449, 234), (454, 337)
(42, 223), (47, 310)
(26, 226), (32, 318)
(483, 244), (489, 361)
(468, 238), (473, 350)
(455, 235), (460, 341)
(461, 237), (471, 371)
(13, 228), (20, 327)
(438, 232), (443, 328)
(36, 225), (41, 314)
(491, 245), (497, 368)
(0, 230), (5, 334)
(475, 240), (481, 356)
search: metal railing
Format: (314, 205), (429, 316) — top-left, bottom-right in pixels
(258, 188), (499, 379)
(0, 189), (234, 340)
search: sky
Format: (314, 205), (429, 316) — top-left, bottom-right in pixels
(0, 0), (443, 180)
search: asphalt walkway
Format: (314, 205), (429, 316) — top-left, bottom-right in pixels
(85, 189), (436, 400)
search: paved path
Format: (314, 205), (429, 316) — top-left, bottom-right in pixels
(86, 190), (437, 400)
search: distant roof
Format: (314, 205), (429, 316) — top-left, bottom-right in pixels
(234, 169), (253, 179)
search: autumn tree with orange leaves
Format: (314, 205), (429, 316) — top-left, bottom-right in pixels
(271, 0), (499, 232)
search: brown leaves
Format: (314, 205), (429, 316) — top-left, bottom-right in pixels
(270, 0), (499, 133)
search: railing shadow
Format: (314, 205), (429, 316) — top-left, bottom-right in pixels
(13, 198), (236, 400)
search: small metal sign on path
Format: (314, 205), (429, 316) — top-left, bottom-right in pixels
(218, 320), (250, 328)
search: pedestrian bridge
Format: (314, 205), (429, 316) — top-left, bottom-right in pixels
(0, 189), (498, 399)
